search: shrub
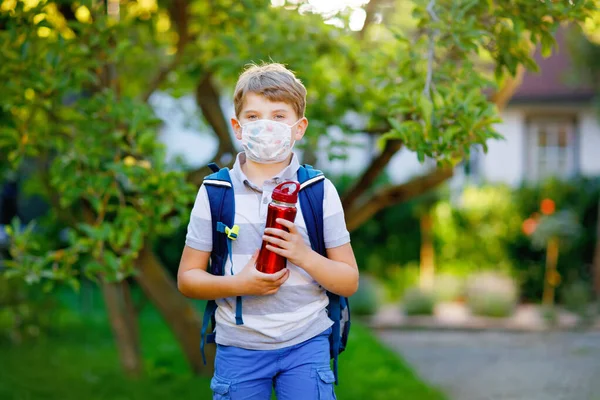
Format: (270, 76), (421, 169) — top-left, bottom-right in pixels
(0, 272), (57, 343)
(402, 287), (435, 316)
(465, 271), (518, 318)
(433, 273), (464, 302)
(351, 274), (381, 316)
(561, 280), (594, 324)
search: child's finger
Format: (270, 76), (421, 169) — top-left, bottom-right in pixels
(264, 267), (288, 282)
(275, 218), (298, 234)
(264, 228), (290, 240)
(266, 244), (286, 257)
(262, 235), (290, 249)
(244, 250), (260, 270)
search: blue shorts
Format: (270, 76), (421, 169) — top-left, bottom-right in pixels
(211, 327), (336, 400)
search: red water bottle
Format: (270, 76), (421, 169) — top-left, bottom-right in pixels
(256, 181), (300, 274)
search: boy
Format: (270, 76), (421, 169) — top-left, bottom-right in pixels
(177, 63), (359, 400)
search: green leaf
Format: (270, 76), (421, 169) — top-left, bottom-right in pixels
(104, 251), (120, 272)
(377, 130), (400, 150)
(419, 94), (433, 129)
(387, 117), (404, 133)
(68, 278), (81, 293)
(540, 31), (555, 58)
(444, 126), (462, 141)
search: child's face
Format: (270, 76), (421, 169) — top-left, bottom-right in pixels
(232, 92), (308, 143)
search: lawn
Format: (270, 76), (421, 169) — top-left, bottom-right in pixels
(0, 290), (445, 400)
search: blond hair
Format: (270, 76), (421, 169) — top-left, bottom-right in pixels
(233, 63), (307, 119)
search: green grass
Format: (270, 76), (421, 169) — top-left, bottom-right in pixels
(0, 291), (445, 400)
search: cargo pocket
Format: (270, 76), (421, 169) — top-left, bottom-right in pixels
(316, 369), (337, 400)
(210, 376), (231, 400)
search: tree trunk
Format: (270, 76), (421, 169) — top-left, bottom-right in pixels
(341, 139), (403, 212)
(346, 167), (453, 232)
(419, 211), (435, 290)
(100, 279), (143, 378)
(342, 64), (526, 231)
(542, 236), (560, 306)
(592, 196), (600, 299)
(133, 243), (214, 375)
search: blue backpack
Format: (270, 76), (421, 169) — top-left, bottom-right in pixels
(200, 162), (351, 384)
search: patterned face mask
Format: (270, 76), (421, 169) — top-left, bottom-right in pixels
(240, 119), (301, 164)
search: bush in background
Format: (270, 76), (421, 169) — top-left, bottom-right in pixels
(402, 287), (435, 316)
(351, 274), (381, 317)
(560, 280), (595, 324)
(0, 273), (57, 343)
(433, 273), (465, 302)
(465, 271), (518, 318)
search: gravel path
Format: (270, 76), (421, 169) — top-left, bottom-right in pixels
(377, 330), (600, 400)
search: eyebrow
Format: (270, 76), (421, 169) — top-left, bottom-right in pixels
(243, 109), (289, 114)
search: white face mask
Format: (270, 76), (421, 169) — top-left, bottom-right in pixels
(239, 119), (301, 164)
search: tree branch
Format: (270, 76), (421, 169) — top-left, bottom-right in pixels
(345, 166), (453, 232)
(363, 125), (391, 135)
(141, 0), (190, 102)
(185, 73), (236, 187)
(424, 0), (440, 99)
(490, 64), (527, 111)
(341, 139), (403, 211)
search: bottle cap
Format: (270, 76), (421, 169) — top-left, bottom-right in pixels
(272, 181), (300, 204)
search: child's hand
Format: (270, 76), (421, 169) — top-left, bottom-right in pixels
(235, 250), (290, 296)
(263, 218), (312, 268)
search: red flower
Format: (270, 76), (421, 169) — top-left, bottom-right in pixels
(541, 199), (555, 215)
(522, 218), (538, 236)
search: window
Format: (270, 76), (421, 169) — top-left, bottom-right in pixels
(526, 117), (578, 181)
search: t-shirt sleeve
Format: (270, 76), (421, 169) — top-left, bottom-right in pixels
(323, 178), (351, 249)
(185, 184), (213, 252)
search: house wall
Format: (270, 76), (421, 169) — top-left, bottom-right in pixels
(579, 108), (600, 177)
(480, 109), (526, 186)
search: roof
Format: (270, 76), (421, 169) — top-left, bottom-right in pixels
(510, 26), (595, 104)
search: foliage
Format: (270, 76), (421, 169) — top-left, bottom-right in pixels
(402, 287), (436, 316)
(0, 272), (58, 342)
(351, 274), (381, 316)
(0, 2), (196, 285)
(529, 210), (582, 250)
(0, 290), (445, 400)
(349, 177), (599, 304)
(561, 280), (595, 323)
(511, 178), (600, 301)
(434, 178), (599, 302)
(465, 271), (518, 318)
(377, 0), (595, 164)
(0, 0), (596, 289)
(433, 184), (521, 268)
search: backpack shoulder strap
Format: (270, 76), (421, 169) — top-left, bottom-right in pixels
(203, 167), (234, 275)
(297, 164), (326, 256)
(201, 165), (242, 365)
(298, 164), (348, 385)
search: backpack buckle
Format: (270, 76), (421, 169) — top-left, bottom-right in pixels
(217, 222), (239, 240)
(225, 225), (239, 240)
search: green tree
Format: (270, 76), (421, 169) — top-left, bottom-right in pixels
(0, 0), (596, 377)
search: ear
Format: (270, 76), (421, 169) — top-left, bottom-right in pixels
(294, 117), (308, 141)
(231, 118), (243, 140)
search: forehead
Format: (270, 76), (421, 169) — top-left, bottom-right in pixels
(241, 92), (295, 113)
